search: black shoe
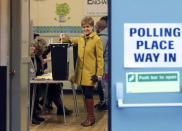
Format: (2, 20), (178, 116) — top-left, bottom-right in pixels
(57, 107), (73, 116)
(32, 118), (40, 125)
(35, 116), (45, 122)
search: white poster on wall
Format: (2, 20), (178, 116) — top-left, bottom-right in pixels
(124, 23), (182, 67)
(84, 0), (108, 16)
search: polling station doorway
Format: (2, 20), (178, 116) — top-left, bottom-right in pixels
(29, 0), (109, 131)
(111, 0), (182, 131)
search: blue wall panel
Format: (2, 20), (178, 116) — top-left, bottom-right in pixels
(111, 0), (182, 131)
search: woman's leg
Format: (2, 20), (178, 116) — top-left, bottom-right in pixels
(81, 86), (95, 127)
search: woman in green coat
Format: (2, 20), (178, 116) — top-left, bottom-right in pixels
(60, 16), (104, 127)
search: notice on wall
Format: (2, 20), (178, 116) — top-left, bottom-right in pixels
(85, 0), (108, 16)
(124, 23), (182, 67)
(126, 72), (180, 93)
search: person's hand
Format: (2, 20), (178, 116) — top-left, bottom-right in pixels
(59, 33), (64, 39)
(43, 57), (51, 64)
(59, 33), (68, 39)
(42, 59), (47, 64)
(97, 76), (102, 81)
(47, 57), (51, 62)
(44, 69), (48, 74)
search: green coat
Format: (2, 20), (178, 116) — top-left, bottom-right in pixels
(65, 32), (104, 86)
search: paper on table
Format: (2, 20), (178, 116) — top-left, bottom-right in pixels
(35, 73), (53, 80)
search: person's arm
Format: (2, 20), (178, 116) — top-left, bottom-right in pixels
(96, 38), (104, 80)
(35, 55), (44, 76)
(59, 33), (79, 46)
(43, 45), (51, 56)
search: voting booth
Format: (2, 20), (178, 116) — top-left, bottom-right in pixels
(111, 0), (182, 131)
(50, 44), (69, 80)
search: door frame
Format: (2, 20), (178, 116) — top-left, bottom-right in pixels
(10, 0), (30, 130)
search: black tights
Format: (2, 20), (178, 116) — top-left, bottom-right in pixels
(81, 86), (94, 99)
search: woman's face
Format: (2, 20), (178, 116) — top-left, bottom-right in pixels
(82, 24), (93, 35)
(30, 44), (35, 54)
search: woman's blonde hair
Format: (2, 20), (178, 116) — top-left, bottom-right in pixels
(81, 16), (94, 27)
(34, 38), (47, 56)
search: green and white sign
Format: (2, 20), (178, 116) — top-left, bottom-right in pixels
(126, 72), (180, 93)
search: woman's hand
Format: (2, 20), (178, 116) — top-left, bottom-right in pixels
(97, 76), (102, 81)
(44, 69), (48, 74)
(60, 33), (69, 39)
(43, 57), (51, 64)
(60, 33), (69, 44)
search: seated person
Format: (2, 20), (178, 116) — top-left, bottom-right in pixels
(30, 41), (45, 125)
(38, 39), (72, 115)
